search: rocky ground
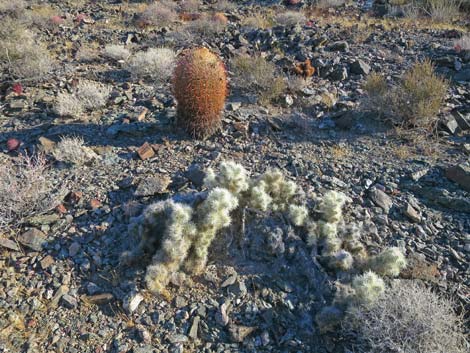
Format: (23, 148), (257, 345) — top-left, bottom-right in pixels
(0, 1), (469, 352)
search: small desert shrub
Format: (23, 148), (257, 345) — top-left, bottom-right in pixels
(127, 48), (175, 82)
(213, 0), (236, 11)
(241, 13), (274, 29)
(315, 0), (346, 8)
(342, 280), (468, 353)
(0, 0), (26, 17)
(52, 136), (97, 165)
(0, 19), (53, 80)
(137, 2), (177, 27)
(103, 44), (131, 61)
(422, 0), (462, 22)
(0, 153), (61, 231)
(275, 11), (306, 27)
(55, 80), (110, 117)
(180, 0), (199, 12)
(185, 15), (227, 37)
(364, 60), (447, 129)
(231, 55), (286, 104)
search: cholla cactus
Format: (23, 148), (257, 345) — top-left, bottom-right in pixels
(318, 190), (347, 223)
(184, 187), (238, 273)
(323, 236), (343, 254)
(288, 204), (309, 226)
(252, 169), (298, 211)
(318, 220), (338, 238)
(329, 250), (354, 271)
(140, 201), (196, 294)
(204, 161), (249, 195)
(369, 247), (406, 277)
(247, 180), (272, 211)
(352, 271), (385, 305)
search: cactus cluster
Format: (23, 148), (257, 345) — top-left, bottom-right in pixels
(173, 47), (228, 138)
(128, 161), (407, 314)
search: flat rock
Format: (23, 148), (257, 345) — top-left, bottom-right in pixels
(369, 187), (393, 213)
(123, 291), (143, 314)
(83, 293), (114, 305)
(0, 238), (20, 251)
(350, 59), (371, 75)
(134, 175), (171, 197)
(17, 228), (47, 251)
(228, 324), (256, 343)
(446, 164), (470, 192)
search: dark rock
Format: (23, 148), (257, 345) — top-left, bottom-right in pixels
(185, 164), (206, 188)
(61, 294), (78, 309)
(454, 69), (470, 82)
(329, 66), (348, 81)
(328, 41), (349, 52)
(350, 59), (371, 75)
(446, 164), (470, 192)
(440, 115), (460, 135)
(453, 111), (470, 130)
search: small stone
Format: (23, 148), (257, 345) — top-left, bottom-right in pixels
(40, 255), (54, 269)
(37, 136), (56, 153)
(215, 302), (229, 326)
(227, 102), (241, 111)
(221, 274), (237, 288)
(83, 293), (114, 305)
(446, 164), (470, 192)
(89, 199), (101, 210)
(440, 115), (460, 135)
(66, 191), (83, 204)
(404, 203), (421, 223)
(136, 325), (151, 344)
(328, 40), (349, 52)
(329, 66), (348, 81)
(453, 111), (470, 131)
(228, 324), (256, 343)
(61, 294), (78, 309)
(188, 315), (200, 339)
(0, 238), (20, 251)
(174, 296), (187, 308)
(123, 291), (143, 314)
(369, 187), (393, 213)
(185, 164), (206, 188)
(137, 142), (155, 160)
(167, 334), (188, 344)
(6, 138), (21, 152)
(51, 285), (69, 307)
(349, 59), (371, 75)
(17, 228), (47, 251)
(69, 242), (81, 257)
(135, 175), (171, 197)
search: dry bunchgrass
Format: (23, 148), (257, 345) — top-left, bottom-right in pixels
(184, 15), (228, 37)
(127, 48), (175, 82)
(231, 55), (286, 104)
(52, 136), (98, 165)
(0, 153), (62, 232)
(137, 1), (177, 27)
(55, 80), (111, 118)
(242, 13), (275, 29)
(212, 0), (236, 11)
(275, 11), (306, 27)
(363, 60), (448, 130)
(0, 18), (54, 80)
(103, 44), (131, 62)
(342, 280), (468, 353)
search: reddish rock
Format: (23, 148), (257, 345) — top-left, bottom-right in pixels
(137, 142), (155, 160)
(6, 138), (20, 152)
(89, 199), (101, 210)
(56, 204), (67, 214)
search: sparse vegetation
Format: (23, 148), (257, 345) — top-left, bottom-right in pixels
(343, 280), (468, 353)
(103, 44), (131, 62)
(136, 1), (177, 27)
(231, 55), (286, 104)
(55, 80), (111, 118)
(52, 136), (98, 165)
(127, 48), (175, 82)
(0, 153), (61, 231)
(275, 11), (306, 27)
(363, 60), (448, 130)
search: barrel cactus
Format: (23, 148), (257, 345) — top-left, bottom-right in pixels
(173, 47), (228, 138)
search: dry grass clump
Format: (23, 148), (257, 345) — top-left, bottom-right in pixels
(103, 44), (131, 61)
(55, 80), (111, 118)
(422, 0), (462, 22)
(0, 153), (61, 231)
(0, 0), (26, 17)
(315, 0), (346, 8)
(127, 48), (175, 82)
(184, 15), (228, 38)
(180, 0), (200, 12)
(52, 136), (98, 165)
(137, 1), (177, 27)
(231, 55), (286, 104)
(241, 13), (274, 29)
(0, 18), (54, 80)
(212, 0), (236, 11)
(275, 11), (306, 27)
(363, 60), (447, 130)
(342, 280), (468, 353)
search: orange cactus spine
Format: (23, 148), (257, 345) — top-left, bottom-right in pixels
(173, 47), (228, 138)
